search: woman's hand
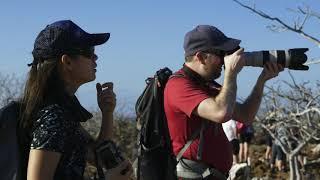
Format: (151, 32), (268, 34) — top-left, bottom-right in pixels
(105, 160), (133, 180)
(96, 82), (116, 140)
(96, 82), (116, 114)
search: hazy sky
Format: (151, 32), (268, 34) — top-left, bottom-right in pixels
(0, 0), (319, 114)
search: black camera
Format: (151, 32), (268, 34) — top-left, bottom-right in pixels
(226, 47), (309, 70)
(95, 140), (125, 170)
(94, 140), (130, 179)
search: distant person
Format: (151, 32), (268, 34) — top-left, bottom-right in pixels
(222, 119), (239, 165)
(270, 124), (288, 172)
(265, 134), (273, 163)
(164, 25), (283, 179)
(18, 20), (132, 180)
(264, 119), (276, 164)
(237, 122), (254, 164)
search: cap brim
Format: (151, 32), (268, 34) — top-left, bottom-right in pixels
(214, 38), (241, 51)
(87, 33), (110, 46)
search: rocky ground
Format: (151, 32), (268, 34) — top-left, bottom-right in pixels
(84, 143), (320, 180)
(81, 118), (320, 180)
(249, 144), (320, 180)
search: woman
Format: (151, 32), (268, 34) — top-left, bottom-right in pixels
(18, 20), (132, 180)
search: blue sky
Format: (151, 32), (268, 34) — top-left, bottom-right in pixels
(0, 0), (319, 113)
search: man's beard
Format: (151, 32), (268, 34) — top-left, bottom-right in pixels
(211, 71), (221, 80)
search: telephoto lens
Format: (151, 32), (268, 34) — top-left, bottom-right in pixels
(243, 48), (309, 70)
(225, 47), (309, 70)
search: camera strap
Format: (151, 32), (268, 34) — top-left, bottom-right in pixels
(94, 149), (105, 180)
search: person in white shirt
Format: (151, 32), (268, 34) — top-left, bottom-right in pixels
(223, 119), (239, 164)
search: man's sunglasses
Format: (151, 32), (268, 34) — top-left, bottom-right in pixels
(204, 46), (241, 58)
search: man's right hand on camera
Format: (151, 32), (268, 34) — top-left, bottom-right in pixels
(224, 48), (245, 76)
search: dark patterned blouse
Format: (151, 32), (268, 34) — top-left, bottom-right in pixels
(30, 96), (93, 180)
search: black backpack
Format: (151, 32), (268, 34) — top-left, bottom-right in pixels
(135, 67), (218, 180)
(0, 101), (21, 180)
(135, 67), (178, 180)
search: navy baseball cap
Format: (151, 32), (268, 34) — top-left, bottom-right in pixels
(32, 20), (110, 60)
(184, 25), (241, 57)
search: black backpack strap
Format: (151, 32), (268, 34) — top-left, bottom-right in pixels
(175, 122), (225, 180)
(196, 121), (208, 160)
(136, 156), (141, 180)
(176, 122), (207, 162)
(169, 73), (184, 80)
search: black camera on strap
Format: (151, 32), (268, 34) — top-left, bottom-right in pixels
(94, 140), (127, 180)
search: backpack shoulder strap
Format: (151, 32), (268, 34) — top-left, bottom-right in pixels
(196, 121), (208, 160)
(176, 122), (208, 162)
(169, 73), (184, 80)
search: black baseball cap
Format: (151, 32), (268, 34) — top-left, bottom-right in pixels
(184, 25), (241, 57)
(32, 20), (110, 61)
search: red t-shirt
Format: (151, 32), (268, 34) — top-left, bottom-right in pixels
(164, 69), (233, 174)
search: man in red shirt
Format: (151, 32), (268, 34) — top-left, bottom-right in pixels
(164, 25), (283, 179)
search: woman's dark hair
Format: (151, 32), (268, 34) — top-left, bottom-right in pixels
(20, 58), (66, 130)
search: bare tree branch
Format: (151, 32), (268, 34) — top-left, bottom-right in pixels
(257, 75), (320, 179)
(304, 59), (320, 65)
(297, 5), (320, 21)
(305, 158), (320, 167)
(291, 107), (320, 117)
(232, 0), (320, 46)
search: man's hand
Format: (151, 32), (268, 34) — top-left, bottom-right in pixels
(224, 48), (245, 75)
(96, 82), (116, 114)
(259, 62), (284, 82)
